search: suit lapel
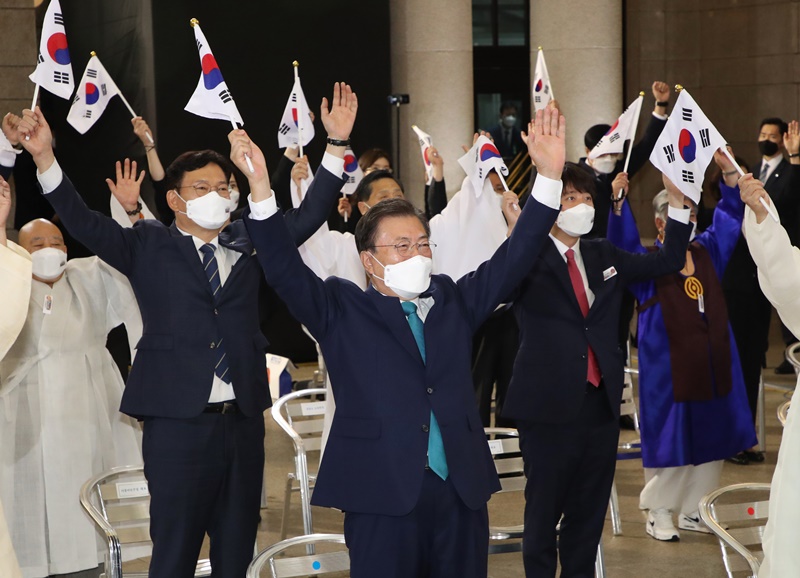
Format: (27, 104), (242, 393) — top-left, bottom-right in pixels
(169, 224), (214, 298)
(541, 241), (582, 313)
(366, 285), (425, 365)
(581, 241), (606, 305)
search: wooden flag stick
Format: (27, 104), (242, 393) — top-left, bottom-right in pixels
(721, 146), (778, 223)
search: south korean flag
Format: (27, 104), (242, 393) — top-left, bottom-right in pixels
(649, 89), (726, 204)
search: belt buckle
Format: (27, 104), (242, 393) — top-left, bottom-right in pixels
(221, 402), (235, 414)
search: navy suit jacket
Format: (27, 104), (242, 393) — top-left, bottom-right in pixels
(504, 217), (692, 424)
(245, 194), (559, 516)
(41, 166), (345, 419)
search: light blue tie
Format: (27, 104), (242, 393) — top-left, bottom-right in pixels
(401, 301), (449, 480)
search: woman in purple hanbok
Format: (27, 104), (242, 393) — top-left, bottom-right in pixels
(606, 152), (756, 542)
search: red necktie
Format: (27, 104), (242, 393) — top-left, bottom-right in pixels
(565, 248), (601, 387)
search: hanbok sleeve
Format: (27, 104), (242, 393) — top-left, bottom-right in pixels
(694, 180), (744, 278)
(97, 258), (143, 359)
(0, 241), (32, 360)
(109, 194), (157, 228)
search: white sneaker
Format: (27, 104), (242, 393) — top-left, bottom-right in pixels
(678, 511), (713, 534)
(646, 509), (680, 541)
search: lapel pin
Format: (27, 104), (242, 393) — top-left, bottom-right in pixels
(602, 266), (618, 281)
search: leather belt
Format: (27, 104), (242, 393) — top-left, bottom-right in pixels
(203, 401), (239, 414)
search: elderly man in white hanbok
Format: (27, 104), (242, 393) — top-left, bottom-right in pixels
(0, 167), (144, 577)
(0, 174), (26, 578)
(295, 136), (521, 454)
(740, 173), (800, 578)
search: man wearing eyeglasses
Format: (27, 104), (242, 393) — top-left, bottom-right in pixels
(5, 82), (357, 578)
(234, 108), (566, 577)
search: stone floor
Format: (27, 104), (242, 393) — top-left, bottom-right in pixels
(122, 314), (795, 577)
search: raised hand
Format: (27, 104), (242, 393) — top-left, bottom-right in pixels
(661, 172), (688, 209)
(429, 145), (444, 181)
(652, 81), (670, 103)
(337, 196), (352, 219)
(321, 82), (358, 141)
(0, 176), (11, 231)
(524, 108), (566, 180)
(783, 120), (800, 156)
(291, 155), (309, 189)
(501, 190), (521, 228)
(738, 174), (772, 223)
(462, 131), (493, 154)
(611, 171), (629, 200)
(105, 159), (145, 212)
(131, 117), (154, 147)
(228, 129), (270, 200)
(16, 107), (55, 169)
(2, 113), (21, 146)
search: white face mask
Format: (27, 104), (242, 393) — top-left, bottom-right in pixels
(502, 115), (517, 128)
(31, 247), (67, 281)
(590, 156), (617, 175)
(369, 254), (432, 300)
(557, 203), (595, 237)
(228, 189), (240, 213)
(177, 191), (231, 230)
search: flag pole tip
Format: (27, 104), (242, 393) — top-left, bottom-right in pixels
(293, 60), (299, 67)
(675, 84), (684, 92)
(190, 18), (199, 27)
(90, 51), (96, 57)
(538, 46), (543, 51)
(639, 91), (645, 97)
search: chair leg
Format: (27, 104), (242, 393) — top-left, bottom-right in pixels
(595, 539), (606, 578)
(280, 476), (293, 540)
(609, 480), (622, 536)
(757, 375), (766, 453)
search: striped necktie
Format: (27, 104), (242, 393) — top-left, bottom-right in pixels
(199, 243), (231, 384)
(401, 301), (449, 480)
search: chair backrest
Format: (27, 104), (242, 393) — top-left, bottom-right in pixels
(698, 483), (770, 578)
(484, 428), (525, 549)
(80, 465), (211, 578)
(778, 400), (790, 427)
(247, 534), (349, 578)
(271, 388), (328, 459)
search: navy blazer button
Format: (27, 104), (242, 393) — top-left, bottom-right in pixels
(210, 342), (216, 349)
(427, 388), (433, 394)
(581, 354), (586, 359)
(422, 424), (429, 432)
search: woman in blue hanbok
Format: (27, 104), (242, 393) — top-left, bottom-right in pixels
(606, 153), (757, 542)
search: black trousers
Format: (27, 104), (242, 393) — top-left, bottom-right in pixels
(344, 469), (489, 578)
(471, 308), (518, 428)
(517, 384), (618, 578)
(142, 411), (265, 578)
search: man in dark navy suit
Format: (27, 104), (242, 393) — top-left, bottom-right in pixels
(8, 82), (357, 578)
(503, 163), (693, 577)
(233, 108), (566, 578)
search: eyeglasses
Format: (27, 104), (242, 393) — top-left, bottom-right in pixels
(372, 242), (436, 257)
(178, 183), (230, 196)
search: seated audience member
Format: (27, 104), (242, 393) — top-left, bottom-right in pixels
(606, 151), (757, 542)
(503, 162), (692, 577)
(234, 107), (566, 578)
(740, 173), (800, 578)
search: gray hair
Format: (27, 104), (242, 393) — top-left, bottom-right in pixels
(652, 189), (669, 222)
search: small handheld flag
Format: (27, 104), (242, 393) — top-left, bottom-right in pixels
(411, 125), (434, 185)
(532, 47), (554, 112)
(66, 53), (122, 134)
(341, 146), (363, 195)
(458, 135), (509, 197)
(184, 19), (251, 172)
(278, 62), (315, 154)
(29, 0), (74, 104)
(589, 93), (644, 160)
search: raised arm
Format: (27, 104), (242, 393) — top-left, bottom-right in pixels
(606, 172), (647, 255)
(13, 107), (142, 276)
(625, 81), (670, 178)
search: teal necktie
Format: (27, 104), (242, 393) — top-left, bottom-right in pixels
(401, 301), (449, 480)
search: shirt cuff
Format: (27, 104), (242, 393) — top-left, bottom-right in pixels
(321, 152), (345, 178)
(652, 111), (668, 121)
(668, 206), (691, 224)
(37, 159), (64, 194)
(0, 149), (17, 169)
(531, 173), (563, 210)
(247, 192), (279, 221)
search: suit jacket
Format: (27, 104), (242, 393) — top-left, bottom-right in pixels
(724, 158), (800, 294)
(503, 217), (692, 424)
(41, 166), (345, 419)
(244, 194), (559, 516)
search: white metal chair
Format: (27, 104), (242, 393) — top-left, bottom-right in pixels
(271, 388), (327, 539)
(785, 342), (800, 374)
(484, 428), (606, 577)
(79, 465), (211, 578)
(608, 366), (642, 536)
(247, 534), (348, 578)
(778, 399), (790, 427)
(698, 483), (770, 578)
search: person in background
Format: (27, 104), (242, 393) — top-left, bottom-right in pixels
(488, 101), (525, 162)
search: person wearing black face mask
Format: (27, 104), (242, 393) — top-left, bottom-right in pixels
(722, 117), (800, 463)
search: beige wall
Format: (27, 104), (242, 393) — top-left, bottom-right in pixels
(626, 0), (800, 237)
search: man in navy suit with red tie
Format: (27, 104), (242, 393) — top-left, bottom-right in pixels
(9, 83), (358, 578)
(503, 163), (693, 577)
(234, 108), (567, 578)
